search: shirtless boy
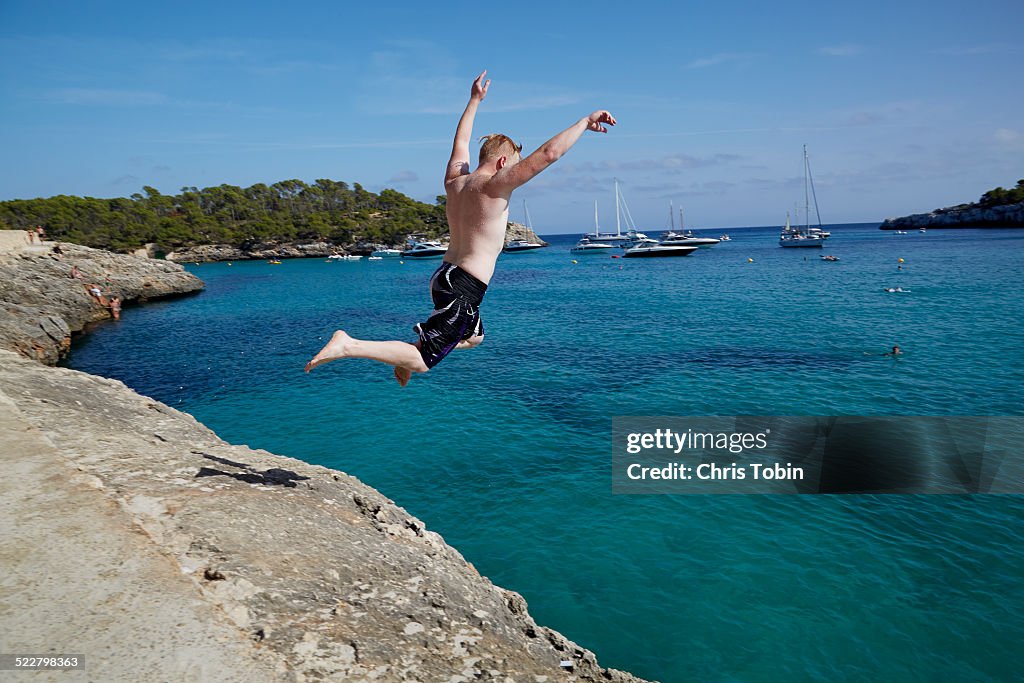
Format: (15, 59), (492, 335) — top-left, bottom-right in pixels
(305, 71), (616, 385)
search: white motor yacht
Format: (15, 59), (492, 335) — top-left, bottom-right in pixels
(570, 237), (615, 254)
(503, 239), (545, 253)
(622, 238), (698, 258)
(401, 240), (448, 258)
(660, 230), (721, 248)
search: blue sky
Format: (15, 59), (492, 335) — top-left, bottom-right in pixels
(1, 0), (1021, 231)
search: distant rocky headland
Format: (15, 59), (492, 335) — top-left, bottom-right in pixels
(0, 179), (544, 264)
(881, 181), (1024, 230)
(0, 231), (646, 682)
(164, 221), (548, 263)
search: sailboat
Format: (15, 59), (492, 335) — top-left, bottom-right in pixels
(579, 179), (648, 245)
(503, 201), (546, 252)
(660, 203), (720, 247)
(571, 201), (616, 254)
(779, 145), (827, 248)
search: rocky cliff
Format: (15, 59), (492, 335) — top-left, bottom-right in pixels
(0, 239), (203, 364)
(0, 239), (650, 682)
(165, 240), (339, 263)
(880, 201), (1024, 229)
(164, 222), (549, 263)
(506, 221), (550, 246)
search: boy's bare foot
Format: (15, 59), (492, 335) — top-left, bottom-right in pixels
(305, 330), (353, 373)
(393, 366), (412, 387)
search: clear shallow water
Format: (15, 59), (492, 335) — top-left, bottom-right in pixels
(66, 224), (1024, 681)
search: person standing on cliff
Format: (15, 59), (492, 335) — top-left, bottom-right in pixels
(306, 70), (616, 386)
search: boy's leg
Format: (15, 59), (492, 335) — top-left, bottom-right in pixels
(305, 330), (428, 374)
(454, 335), (484, 350)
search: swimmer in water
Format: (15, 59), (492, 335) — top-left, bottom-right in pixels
(883, 345), (902, 356)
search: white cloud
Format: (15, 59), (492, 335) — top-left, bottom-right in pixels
(48, 88), (167, 106)
(559, 152), (743, 175)
(685, 53), (753, 69)
(388, 170), (419, 183)
(818, 44), (864, 57)
(994, 128), (1021, 144)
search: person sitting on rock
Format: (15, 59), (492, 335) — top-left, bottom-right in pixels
(84, 283), (109, 306)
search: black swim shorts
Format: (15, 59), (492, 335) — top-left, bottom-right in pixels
(414, 262), (487, 369)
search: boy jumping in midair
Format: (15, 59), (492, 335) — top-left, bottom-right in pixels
(305, 71), (616, 385)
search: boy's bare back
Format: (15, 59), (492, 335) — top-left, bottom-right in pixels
(443, 172), (515, 285)
(440, 70), (616, 285)
(304, 71), (614, 382)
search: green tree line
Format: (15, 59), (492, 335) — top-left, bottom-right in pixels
(978, 179), (1024, 208)
(0, 180), (449, 251)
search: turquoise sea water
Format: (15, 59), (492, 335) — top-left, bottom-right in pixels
(66, 224), (1024, 682)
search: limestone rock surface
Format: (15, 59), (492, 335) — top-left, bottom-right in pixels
(0, 351), (651, 682)
(0, 241), (203, 364)
(881, 201), (1024, 229)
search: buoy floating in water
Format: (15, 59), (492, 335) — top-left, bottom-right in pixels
(747, 258), (754, 263)
(571, 260), (578, 264)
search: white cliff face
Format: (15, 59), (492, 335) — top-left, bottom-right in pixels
(881, 201), (1024, 229)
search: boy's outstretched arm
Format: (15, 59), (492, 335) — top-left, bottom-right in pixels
(445, 70), (490, 184)
(489, 110), (617, 192)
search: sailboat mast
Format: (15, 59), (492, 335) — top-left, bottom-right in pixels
(523, 200), (532, 230)
(669, 201), (674, 231)
(614, 178), (621, 236)
(803, 145), (810, 233)
(680, 208), (685, 232)
(593, 200), (599, 232)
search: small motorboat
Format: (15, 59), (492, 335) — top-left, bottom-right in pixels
(820, 254), (840, 262)
(719, 234), (732, 241)
(660, 230), (721, 248)
(503, 239), (545, 253)
(370, 248), (402, 257)
(622, 238), (698, 258)
(570, 237), (616, 254)
(401, 240), (448, 259)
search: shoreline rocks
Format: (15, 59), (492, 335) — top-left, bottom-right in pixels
(506, 221), (550, 246)
(163, 222), (550, 263)
(0, 238), (204, 364)
(880, 201), (1024, 230)
(166, 241), (340, 263)
(0, 236), (652, 682)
